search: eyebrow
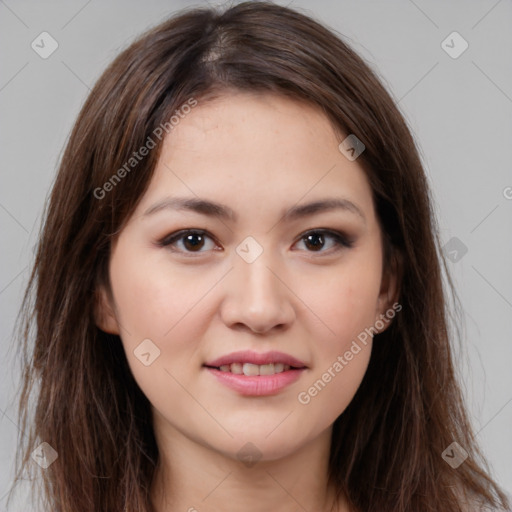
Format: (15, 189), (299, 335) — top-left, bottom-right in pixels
(143, 196), (366, 224)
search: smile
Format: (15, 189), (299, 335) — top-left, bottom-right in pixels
(203, 350), (308, 395)
(213, 362), (295, 376)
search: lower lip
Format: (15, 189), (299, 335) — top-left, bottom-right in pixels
(204, 367), (306, 396)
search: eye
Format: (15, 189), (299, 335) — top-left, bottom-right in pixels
(158, 228), (353, 256)
(159, 229), (218, 254)
(293, 229), (353, 254)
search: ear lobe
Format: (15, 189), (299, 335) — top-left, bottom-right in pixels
(94, 286), (120, 335)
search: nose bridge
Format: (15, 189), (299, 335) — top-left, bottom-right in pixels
(244, 251), (283, 299)
(220, 241), (294, 332)
(235, 244), (284, 305)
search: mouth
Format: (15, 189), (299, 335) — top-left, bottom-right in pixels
(203, 362), (305, 376)
(204, 350), (308, 371)
(203, 350), (308, 395)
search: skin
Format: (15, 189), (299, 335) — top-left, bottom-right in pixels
(96, 92), (398, 512)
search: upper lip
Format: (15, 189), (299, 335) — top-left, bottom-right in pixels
(204, 350), (308, 368)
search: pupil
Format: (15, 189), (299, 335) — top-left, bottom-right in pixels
(181, 233), (325, 252)
(184, 234), (204, 251)
(305, 233), (323, 251)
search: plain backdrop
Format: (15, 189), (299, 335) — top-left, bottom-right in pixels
(1, 0), (511, 509)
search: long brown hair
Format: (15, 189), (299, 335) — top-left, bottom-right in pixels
(10, 2), (510, 511)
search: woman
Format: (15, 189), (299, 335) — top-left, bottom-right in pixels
(10, 2), (511, 511)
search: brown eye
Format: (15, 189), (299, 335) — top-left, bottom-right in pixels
(303, 232), (325, 251)
(160, 229), (217, 253)
(295, 230), (353, 253)
(181, 233), (206, 251)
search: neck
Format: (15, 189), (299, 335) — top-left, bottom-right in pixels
(149, 416), (347, 512)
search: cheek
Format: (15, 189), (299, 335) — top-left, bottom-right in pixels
(109, 239), (201, 338)
(308, 249), (383, 354)
(296, 275), (376, 428)
(296, 343), (372, 429)
(108, 239), (213, 380)
(295, 246), (382, 420)
(108, 243), (213, 410)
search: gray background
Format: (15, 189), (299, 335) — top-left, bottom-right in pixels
(1, 0), (511, 509)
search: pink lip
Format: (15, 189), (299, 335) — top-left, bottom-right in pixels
(203, 350), (308, 397)
(205, 367), (306, 396)
(204, 350), (307, 368)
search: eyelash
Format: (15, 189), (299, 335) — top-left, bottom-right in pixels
(157, 228), (354, 256)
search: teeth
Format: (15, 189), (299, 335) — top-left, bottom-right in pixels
(217, 363), (292, 375)
(230, 362), (243, 374)
(243, 363), (260, 376)
(259, 363), (275, 376)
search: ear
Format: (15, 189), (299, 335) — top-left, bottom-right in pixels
(94, 285), (120, 335)
(374, 248), (401, 335)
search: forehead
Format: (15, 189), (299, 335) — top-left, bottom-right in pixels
(165, 91), (337, 158)
(136, 92), (376, 224)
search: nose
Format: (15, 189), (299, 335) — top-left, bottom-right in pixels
(219, 254), (295, 335)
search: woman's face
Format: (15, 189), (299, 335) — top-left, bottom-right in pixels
(98, 92), (396, 462)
